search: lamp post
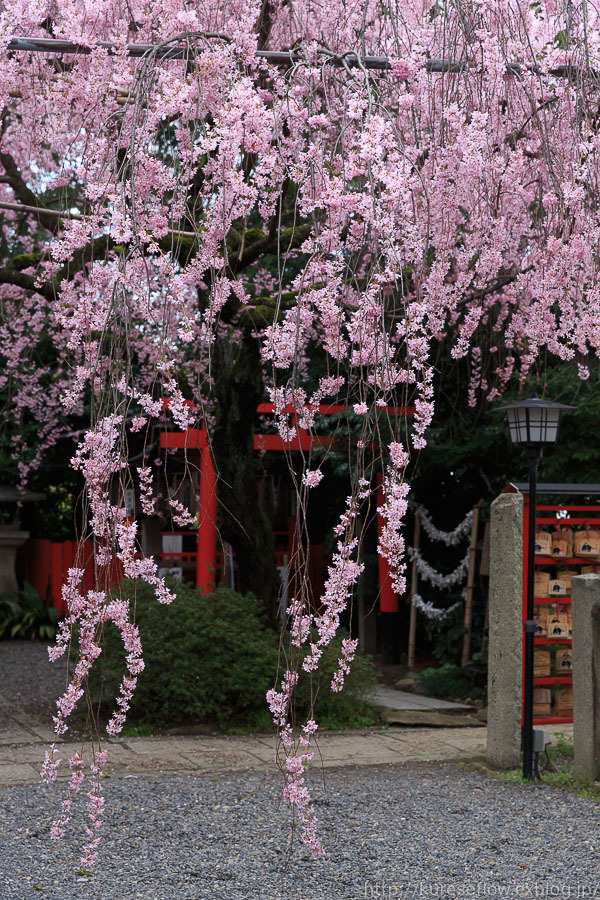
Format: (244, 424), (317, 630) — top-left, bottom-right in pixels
(498, 396), (574, 780)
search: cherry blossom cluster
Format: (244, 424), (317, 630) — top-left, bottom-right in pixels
(137, 466), (155, 516)
(303, 533), (364, 672)
(280, 723), (323, 857)
(377, 443), (410, 594)
(81, 750), (108, 868)
(168, 497), (197, 527)
(49, 753), (84, 842)
(331, 638), (359, 693)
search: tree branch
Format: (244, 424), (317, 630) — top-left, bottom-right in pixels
(53, 234), (115, 283)
(0, 151), (63, 235)
(465, 265), (533, 304)
(232, 222), (311, 273)
(256, 0), (276, 50)
(0, 267), (56, 301)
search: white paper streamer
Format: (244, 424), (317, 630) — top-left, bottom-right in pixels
(411, 593), (462, 621)
(418, 507), (473, 546)
(407, 547), (470, 589)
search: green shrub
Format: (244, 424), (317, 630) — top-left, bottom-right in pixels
(87, 580), (378, 732)
(89, 580), (280, 730)
(415, 662), (485, 702)
(0, 581), (58, 641)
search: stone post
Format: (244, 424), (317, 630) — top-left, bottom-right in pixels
(0, 528), (30, 597)
(487, 491), (523, 768)
(572, 574), (600, 782)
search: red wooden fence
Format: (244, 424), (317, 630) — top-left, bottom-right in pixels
(23, 539), (123, 614)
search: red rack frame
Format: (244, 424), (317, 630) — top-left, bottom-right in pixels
(523, 500), (600, 725)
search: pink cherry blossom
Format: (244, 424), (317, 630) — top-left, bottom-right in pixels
(302, 469), (324, 488)
(1, 0), (599, 865)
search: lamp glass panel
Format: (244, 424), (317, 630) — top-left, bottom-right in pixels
(505, 404), (562, 445)
(527, 407), (544, 444)
(542, 407), (560, 443)
(506, 407), (526, 444)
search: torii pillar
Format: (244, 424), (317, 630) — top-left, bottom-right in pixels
(197, 430), (217, 592)
(160, 424), (217, 592)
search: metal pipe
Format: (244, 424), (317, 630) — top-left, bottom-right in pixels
(407, 507), (420, 671)
(523, 447), (539, 780)
(4, 37), (591, 79)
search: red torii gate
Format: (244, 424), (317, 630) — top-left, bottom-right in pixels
(160, 402), (413, 612)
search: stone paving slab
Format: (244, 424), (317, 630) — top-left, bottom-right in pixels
(0, 721), (38, 744)
(0, 762), (40, 783)
(0, 744), (54, 764)
(0, 705), (59, 745)
(370, 685), (474, 712)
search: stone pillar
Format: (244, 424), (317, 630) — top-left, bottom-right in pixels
(487, 491), (523, 769)
(572, 574), (600, 782)
(0, 529), (29, 597)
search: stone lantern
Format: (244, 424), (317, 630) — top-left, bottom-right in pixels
(0, 486), (46, 597)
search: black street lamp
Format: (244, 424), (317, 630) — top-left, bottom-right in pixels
(499, 396), (574, 780)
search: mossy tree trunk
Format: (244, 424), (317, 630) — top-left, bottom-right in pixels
(210, 324), (281, 623)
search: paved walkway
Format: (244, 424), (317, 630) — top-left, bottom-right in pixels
(370, 684), (473, 712)
(0, 642), (573, 786)
(0, 693), (572, 787)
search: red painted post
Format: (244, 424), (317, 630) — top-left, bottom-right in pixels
(197, 426), (217, 592)
(50, 542), (63, 610)
(25, 539), (52, 603)
(376, 472), (399, 613)
(57, 541), (75, 613)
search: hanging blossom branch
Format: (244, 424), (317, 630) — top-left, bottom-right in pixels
(137, 466), (155, 515)
(377, 443), (411, 594)
(407, 547), (470, 590)
(411, 593), (462, 622)
(418, 507), (473, 547)
(41, 414), (174, 865)
(268, 494), (365, 855)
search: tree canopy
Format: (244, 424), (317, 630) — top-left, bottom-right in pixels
(1, 0), (600, 863)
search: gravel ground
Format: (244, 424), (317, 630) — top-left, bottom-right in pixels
(0, 641), (69, 719)
(2, 762), (600, 900)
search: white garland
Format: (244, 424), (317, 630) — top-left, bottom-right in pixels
(411, 594), (462, 621)
(418, 506), (473, 546)
(408, 546), (470, 589)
